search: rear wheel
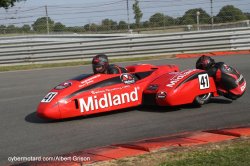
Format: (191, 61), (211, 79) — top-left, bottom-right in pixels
(194, 93), (212, 105)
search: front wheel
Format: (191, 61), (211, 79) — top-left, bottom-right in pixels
(194, 93), (212, 105)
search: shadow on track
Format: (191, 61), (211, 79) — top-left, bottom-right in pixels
(137, 104), (202, 113)
(25, 98), (232, 123)
(25, 112), (54, 123)
(138, 97), (232, 113)
(209, 98), (233, 104)
(25, 107), (136, 124)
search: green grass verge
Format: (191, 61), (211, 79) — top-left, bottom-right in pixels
(0, 61), (88, 72)
(159, 138), (250, 166)
(0, 55), (174, 72)
(98, 138), (250, 166)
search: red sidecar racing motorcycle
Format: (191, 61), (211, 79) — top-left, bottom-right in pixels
(37, 63), (245, 120)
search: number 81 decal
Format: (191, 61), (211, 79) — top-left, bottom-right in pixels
(198, 74), (210, 90)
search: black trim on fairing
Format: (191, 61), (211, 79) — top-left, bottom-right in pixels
(133, 71), (154, 80)
(71, 74), (94, 81)
(63, 71), (154, 100)
(175, 72), (208, 89)
(74, 99), (79, 109)
(64, 76), (122, 100)
(70, 70), (153, 82)
(142, 93), (157, 105)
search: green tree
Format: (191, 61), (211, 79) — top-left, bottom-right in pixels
(132, 0), (143, 28)
(174, 17), (182, 25)
(142, 21), (150, 28)
(0, 0), (25, 9)
(215, 5), (247, 23)
(0, 25), (6, 33)
(84, 24), (91, 31)
(150, 13), (164, 27)
(101, 19), (117, 31)
(84, 23), (100, 32)
(32, 17), (54, 33)
(85, 23), (98, 32)
(53, 22), (66, 32)
(245, 13), (250, 19)
(21, 24), (31, 33)
(180, 8), (210, 25)
(6, 25), (17, 33)
(67, 26), (85, 33)
(149, 13), (174, 27)
(118, 21), (127, 30)
(129, 23), (135, 29)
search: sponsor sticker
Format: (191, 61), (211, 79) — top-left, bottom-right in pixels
(78, 87), (139, 113)
(79, 74), (101, 87)
(147, 84), (158, 91)
(157, 92), (167, 99)
(41, 92), (58, 103)
(55, 82), (72, 90)
(90, 85), (131, 95)
(222, 64), (233, 72)
(241, 82), (246, 92)
(166, 69), (196, 88)
(120, 73), (136, 85)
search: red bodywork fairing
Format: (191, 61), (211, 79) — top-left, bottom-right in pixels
(37, 64), (179, 119)
(144, 69), (218, 106)
(37, 64), (219, 120)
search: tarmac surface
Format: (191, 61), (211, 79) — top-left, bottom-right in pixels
(0, 54), (250, 165)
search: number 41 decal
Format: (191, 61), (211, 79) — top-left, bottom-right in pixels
(41, 92), (58, 103)
(198, 74), (210, 90)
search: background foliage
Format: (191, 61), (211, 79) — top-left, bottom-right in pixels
(0, 0), (249, 34)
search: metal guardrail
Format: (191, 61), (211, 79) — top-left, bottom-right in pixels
(0, 27), (250, 65)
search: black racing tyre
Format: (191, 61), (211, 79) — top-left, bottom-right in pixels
(194, 93), (212, 105)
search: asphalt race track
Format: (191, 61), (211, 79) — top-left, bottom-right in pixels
(1, 55), (250, 165)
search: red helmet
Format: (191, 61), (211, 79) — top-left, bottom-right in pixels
(196, 55), (215, 70)
(92, 54), (109, 74)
